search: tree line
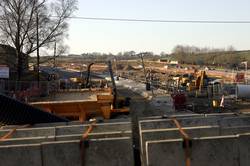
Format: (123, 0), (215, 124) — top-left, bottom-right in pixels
(75, 45), (250, 69)
(0, 0), (77, 80)
(170, 45), (250, 68)
(78, 51), (160, 61)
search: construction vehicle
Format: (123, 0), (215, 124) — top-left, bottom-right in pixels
(183, 70), (209, 92)
(85, 63), (94, 88)
(168, 70), (210, 94)
(66, 63), (94, 88)
(30, 61), (130, 122)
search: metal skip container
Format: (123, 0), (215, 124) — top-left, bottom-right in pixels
(236, 84), (250, 99)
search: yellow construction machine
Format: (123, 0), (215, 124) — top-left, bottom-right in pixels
(31, 61), (130, 122)
(183, 71), (208, 92)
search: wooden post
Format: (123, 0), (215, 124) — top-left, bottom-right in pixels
(36, 11), (40, 87)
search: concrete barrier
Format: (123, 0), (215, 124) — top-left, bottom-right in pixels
(1, 118), (131, 129)
(141, 112), (250, 121)
(239, 133), (250, 166)
(55, 122), (131, 135)
(139, 116), (250, 130)
(140, 126), (250, 161)
(0, 136), (55, 146)
(0, 137), (134, 166)
(0, 127), (56, 138)
(82, 137), (134, 166)
(0, 143), (42, 166)
(55, 131), (132, 141)
(0, 131), (132, 146)
(139, 114), (250, 166)
(146, 134), (247, 166)
(140, 126), (220, 160)
(0, 122), (131, 139)
(42, 140), (82, 166)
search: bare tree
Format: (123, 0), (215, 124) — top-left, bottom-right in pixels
(0, 0), (77, 80)
(227, 45), (236, 52)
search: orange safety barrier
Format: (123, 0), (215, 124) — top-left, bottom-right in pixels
(171, 118), (191, 166)
(0, 124), (30, 141)
(82, 120), (96, 139)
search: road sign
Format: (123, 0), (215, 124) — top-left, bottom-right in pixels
(0, 66), (9, 79)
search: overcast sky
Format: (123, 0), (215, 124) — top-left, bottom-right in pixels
(65, 0), (250, 54)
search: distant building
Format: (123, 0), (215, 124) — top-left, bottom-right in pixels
(169, 60), (179, 65)
(0, 44), (28, 72)
(160, 58), (179, 65)
(159, 58), (169, 62)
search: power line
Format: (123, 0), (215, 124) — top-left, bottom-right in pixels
(2, 15), (250, 24)
(64, 16), (250, 24)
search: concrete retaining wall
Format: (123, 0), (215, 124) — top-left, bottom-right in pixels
(140, 126), (250, 161)
(146, 135), (248, 166)
(0, 143), (42, 166)
(139, 114), (250, 166)
(0, 131), (132, 146)
(0, 120), (134, 165)
(1, 119), (131, 129)
(139, 116), (250, 130)
(0, 122), (131, 139)
(0, 137), (134, 166)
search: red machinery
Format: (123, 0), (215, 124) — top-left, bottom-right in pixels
(171, 92), (186, 110)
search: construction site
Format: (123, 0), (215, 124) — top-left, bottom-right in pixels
(1, 0), (250, 166)
(1, 56), (250, 166)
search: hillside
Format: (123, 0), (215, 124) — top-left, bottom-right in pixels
(170, 50), (250, 67)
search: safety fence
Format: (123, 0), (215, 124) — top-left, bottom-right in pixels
(0, 80), (60, 102)
(0, 79), (110, 102)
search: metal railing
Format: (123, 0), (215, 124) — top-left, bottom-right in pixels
(0, 80), (59, 101)
(0, 79), (109, 102)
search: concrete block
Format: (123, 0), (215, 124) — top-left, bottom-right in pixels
(55, 122), (131, 135)
(189, 136), (239, 166)
(146, 136), (239, 166)
(139, 117), (219, 130)
(55, 131), (132, 141)
(139, 113), (203, 121)
(0, 137), (134, 166)
(0, 127), (56, 138)
(221, 117), (250, 127)
(84, 137), (134, 166)
(220, 126), (250, 135)
(140, 125), (250, 162)
(239, 133), (250, 166)
(0, 136), (55, 145)
(0, 131), (131, 146)
(42, 137), (134, 166)
(146, 139), (183, 166)
(0, 144), (42, 166)
(32, 118), (131, 128)
(0, 122), (131, 140)
(139, 117), (250, 130)
(42, 140), (82, 166)
(33, 122), (69, 127)
(140, 126), (220, 159)
(140, 112), (248, 122)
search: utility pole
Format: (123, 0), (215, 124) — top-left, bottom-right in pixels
(114, 57), (118, 76)
(108, 61), (117, 109)
(138, 53), (151, 91)
(53, 40), (57, 68)
(139, 53), (147, 83)
(36, 10), (40, 87)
